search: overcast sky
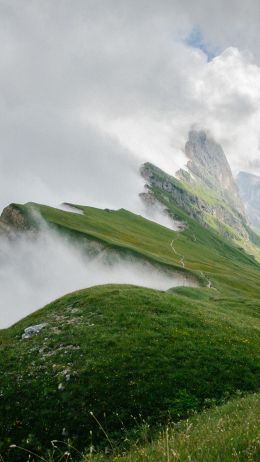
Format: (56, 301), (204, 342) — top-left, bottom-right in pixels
(1, 0), (260, 212)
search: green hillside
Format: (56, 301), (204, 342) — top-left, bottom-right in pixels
(10, 201), (260, 296)
(93, 392), (260, 462)
(1, 285), (259, 460)
(0, 201), (259, 460)
(140, 162), (260, 261)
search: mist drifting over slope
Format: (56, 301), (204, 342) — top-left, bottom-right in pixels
(0, 224), (195, 328)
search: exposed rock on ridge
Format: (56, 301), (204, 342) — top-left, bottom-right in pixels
(141, 130), (249, 241)
(179, 130), (245, 214)
(0, 204), (31, 234)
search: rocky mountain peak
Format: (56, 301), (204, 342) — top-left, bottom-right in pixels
(180, 130), (244, 214)
(141, 129), (250, 241)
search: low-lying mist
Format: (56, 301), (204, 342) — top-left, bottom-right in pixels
(0, 226), (196, 329)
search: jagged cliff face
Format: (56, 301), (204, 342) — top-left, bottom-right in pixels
(141, 130), (249, 241)
(237, 172), (260, 230)
(179, 130), (245, 214)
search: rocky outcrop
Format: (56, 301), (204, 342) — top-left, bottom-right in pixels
(237, 172), (260, 230)
(139, 188), (187, 231)
(0, 220), (12, 234)
(140, 130), (249, 241)
(141, 162), (248, 240)
(22, 323), (48, 339)
(0, 204), (32, 234)
(178, 130), (245, 214)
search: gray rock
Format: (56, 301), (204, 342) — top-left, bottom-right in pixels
(140, 130), (249, 241)
(0, 204), (31, 232)
(184, 130), (245, 213)
(22, 323), (47, 339)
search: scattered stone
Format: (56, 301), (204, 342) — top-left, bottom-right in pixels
(70, 308), (80, 314)
(22, 323), (47, 339)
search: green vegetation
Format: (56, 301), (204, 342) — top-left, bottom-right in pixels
(0, 285), (259, 460)
(14, 201), (260, 295)
(141, 162), (260, 250)
(7, 394), (259, 462)
(0, 200), (259, 460)
(87, 393), (259, 462)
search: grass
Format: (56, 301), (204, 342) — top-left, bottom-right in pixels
(141, 162), (248, 239)
(0, 199), (259, 460)
(6, 393), (260, 461)
(14, 201), (260, 296)
(0, 284), (259, 460)
(85, 392), (259, 462)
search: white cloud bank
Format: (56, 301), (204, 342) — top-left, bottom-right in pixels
(0, 1), (260, 216)
(0, 228), (195, 328)
(99, 47), (260, 178)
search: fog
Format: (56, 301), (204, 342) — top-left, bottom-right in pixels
(1, 1), (260, 217)
(0, 225), (196, 329)
(1, 1), (259, 328)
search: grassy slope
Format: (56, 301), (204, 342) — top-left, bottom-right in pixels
(91, 393), (259, 462)
(142, 163), (246, 237)
(142, 162), (260, 257)
(1, 285), (259, 459)
(16, 201), (260, 295)
(0, 202), (260, 459)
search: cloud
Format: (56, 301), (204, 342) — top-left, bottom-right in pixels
(0, 226), (195, 328)
(0, 110), (143, 211)
(2, 1), (260, 327)
(0, 0), (260, 217)
(99, 46), (260, 176)
(187, 47), (260, 174)
(185, 27), (217, 61)
(181, 0), (260, 61)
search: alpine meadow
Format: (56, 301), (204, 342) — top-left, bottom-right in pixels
(0, 2), (259, 462)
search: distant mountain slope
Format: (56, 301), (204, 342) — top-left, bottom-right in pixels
(182, 130), (244, 213)
(237, 171), (260, 230)
(141, 130), (252, 244)
(1, 199), (260, 296)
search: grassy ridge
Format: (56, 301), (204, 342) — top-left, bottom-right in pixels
(16, 201), (260, 296)
(0, 284), (259, 459)
(141, 162), (249, 243)
(0, 202), (259, 459)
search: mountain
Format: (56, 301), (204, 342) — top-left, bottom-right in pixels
(141, 130), (251, 243)
(181, 130), (244, 211)
(237, 171), (260, 230)
(0, 197), (260, 460)
(0, 131), (260, 460)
